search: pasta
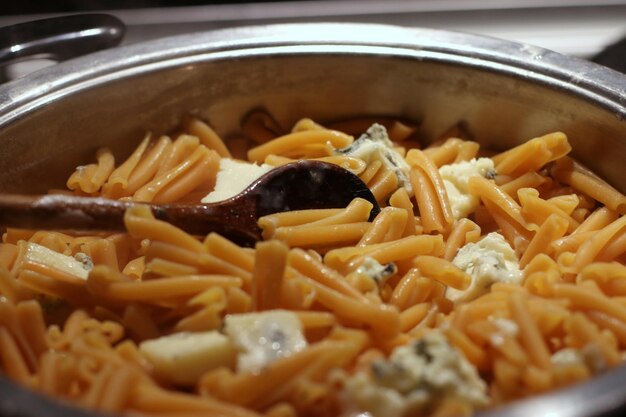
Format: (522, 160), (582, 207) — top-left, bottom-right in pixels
(2, 114), (626, 417)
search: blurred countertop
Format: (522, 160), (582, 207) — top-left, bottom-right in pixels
(2, 0), (626, 78)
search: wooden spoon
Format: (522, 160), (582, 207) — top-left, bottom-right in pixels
(0, 161), (380, 246)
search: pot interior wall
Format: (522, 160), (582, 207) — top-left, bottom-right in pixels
(1, 52), (624, 194)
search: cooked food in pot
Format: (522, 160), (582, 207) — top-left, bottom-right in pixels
(1, 112), (625, 417)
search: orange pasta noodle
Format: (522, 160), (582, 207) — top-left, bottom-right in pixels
(443, 219), (481, 261)
(200, 339), (355, 409)
(578, 262), (626, 296)
(0, 326), (31, 383)
(571, 215), (626, 272)
(102, 134), (151, 199)
(324, 234), (444, 273)
(133, 146), (220, 203)
(291, 118), (326, 132)
(273, 223), (370, 249)
(454, 140), (480, 163)
(82, 238), (120, 271)
(145, 258), (198, 277)
(508, 292), (551, 370)
(423, 138), (466, 167)
(565, 312), (621, 367)
(413, 255), (471, 291)
(288, 248), (368, 303)
(132, 381), (264, 417)
(519, 214), (569, 268)
(389, 187), (419, 237)
(155, 134), (200, 177)
(124, 205), (205, 252)
(0, 243), (17, 269)
(67, 147), (116, 194)
(399, 302), (431, 332)
(280, 142), (335, 159)
(491, 131), (571, 177)
(367, 164), (400, 202)
(498, 171), (548, 199)
(554, 283), (626, 325)
(523, 254), (562, 297)
(184, 117), (231, 158)
(87, 265), (241, 304)
(260, 198), (372, 241)
(357, 207), (408, 247)
(547, 193), (580, 215)
(518, 188), (579, 233)
(252, 240), (288, 311)
(17, 269), (96, 306)
(325, 117), (416, 142)
(123, 135), (173, 195)
(389, 268), (437, 310)
(597, 231), (626, 262)
(247, 130), (353, 163)
(258, 208), (343, 240)
(552, 156), (626, 214)
(174, 291), (227, 333)
(406, 149), (453, 233)
(443, 326), (487, 369)
(146, 241), (251, 283)
(0, 266), (35, 303)
(293, 274), (400, 338)
(358, 160), (382, 185)
(265, 153), (364, 172)
(586, 310), (626, 348)
(204, 233), (255, 272)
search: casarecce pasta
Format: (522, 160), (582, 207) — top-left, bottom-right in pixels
(2, 113), (626, 417)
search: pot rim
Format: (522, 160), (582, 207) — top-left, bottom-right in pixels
(1, 22), (626, 124)
(1, 22), (626, 417)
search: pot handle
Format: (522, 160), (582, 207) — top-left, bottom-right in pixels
(0, 13), (125, 80)
(592, 36), (626, 74)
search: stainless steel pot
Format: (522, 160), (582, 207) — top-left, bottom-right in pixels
(0, 22), (626, 417)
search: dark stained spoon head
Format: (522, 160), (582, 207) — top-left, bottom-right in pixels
(0, 161), (380, 247)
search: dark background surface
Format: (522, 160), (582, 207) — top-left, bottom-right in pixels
(1, 0), (308, 15)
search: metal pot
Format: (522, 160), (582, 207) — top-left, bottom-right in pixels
(0, 22), (626, 417)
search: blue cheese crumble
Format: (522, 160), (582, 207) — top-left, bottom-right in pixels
(340, 331), (488, 417)
(447, 232), (523, 303)
(224, 310), (307, 374)
(439, 158), (496, 219)
(336, 124), (412, 195)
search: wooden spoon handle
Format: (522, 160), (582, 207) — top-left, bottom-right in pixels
(0, 194), (262, 245)
(0, 194), (129, 231)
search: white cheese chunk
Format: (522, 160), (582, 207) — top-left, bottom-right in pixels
(488, 317), (519, 347)
(447, 232), (522, 303)
(336, 124), (412, 195)
(22, 242), (92, 280)
(356, 257), (397, 287)
(341, 331), (488, 417)
(551, 348), (584, 367)
(139, 331), (236, 386)
(439, 158), (496, 219)
(202, 158), (272, 203)
(224, 310), (307, 374)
